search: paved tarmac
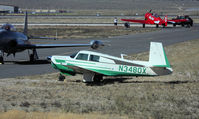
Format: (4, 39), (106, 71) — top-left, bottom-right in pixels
(1, 25), (199, 78)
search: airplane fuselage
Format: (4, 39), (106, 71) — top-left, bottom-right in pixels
(0, 29), (29, 54)
(145, 13), (164, 25)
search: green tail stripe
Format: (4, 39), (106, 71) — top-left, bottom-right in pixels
(162, 47), (171, 68)
(153, 47), (171, 68)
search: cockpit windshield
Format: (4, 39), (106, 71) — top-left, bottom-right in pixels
(153, 13), (159, 18)
(70, 52), (78, 58)
(1, 23), (16, 31)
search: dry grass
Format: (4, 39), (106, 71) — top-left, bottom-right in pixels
(15, 26), (160, 39)
(0, 39), (199, 119)
(0, 110), (127, 119)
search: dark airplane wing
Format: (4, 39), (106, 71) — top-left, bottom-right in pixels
(17, 40), (103, 49)
(33, 44), (91, 48)
(121, 19), (146, 24)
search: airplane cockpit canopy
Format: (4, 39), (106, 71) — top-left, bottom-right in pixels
(152, 13), (159, 18)
(1, 23), (16, 31)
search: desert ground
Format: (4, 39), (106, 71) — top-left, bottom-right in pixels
(0, 37), (199, 118)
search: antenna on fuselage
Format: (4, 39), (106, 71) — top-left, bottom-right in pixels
(23, 11), (28, 35)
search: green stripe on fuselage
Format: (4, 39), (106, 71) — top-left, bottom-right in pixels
(87, 68), (148, 76)
(55, 59), (65, 63)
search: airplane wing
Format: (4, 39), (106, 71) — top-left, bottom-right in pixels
(17, 40), (103, 49)
(65, 63), (105, 75)
(121, 19), (146, 24)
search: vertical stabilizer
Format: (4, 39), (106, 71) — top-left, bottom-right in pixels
(23, 11), (28, 35)
(149, 42), (170, 68)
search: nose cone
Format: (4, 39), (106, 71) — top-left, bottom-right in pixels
(51, 56), (67, 64)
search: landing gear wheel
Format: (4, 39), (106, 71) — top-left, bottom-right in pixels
(173, 24), (176, 27)
(93, 75), (103, 83)
(59, 74), (65, 81)
(156, 24), (159, 28)
(181, 24), (184, 27)
(29, 54), (34, 62)
(143, 24), (145, 28)
(29, 49), (39, 62)
(0, 56), (4, 64)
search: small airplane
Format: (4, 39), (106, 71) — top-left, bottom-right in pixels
(50, 42), (173, 83)
(0, 12), (103, 64)
(121, 10), (168, 28)
(167, 15), (193, 27)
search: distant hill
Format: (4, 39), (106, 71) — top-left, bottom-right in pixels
(1, 0), (199, 10)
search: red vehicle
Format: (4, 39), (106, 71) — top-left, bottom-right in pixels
(167, 15), (193, 27)
(121, 10), (168, 28)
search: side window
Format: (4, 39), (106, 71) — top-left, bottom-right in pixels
(89, 55), (99, 62)
(76, 53), (88, 60)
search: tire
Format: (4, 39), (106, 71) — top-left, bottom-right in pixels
(143, 24), (145, 28)
(93, 75), (103, 83)
(30, 54), (34, 62)
(58, 74), (65, 81)
(0, 57), (4, 64)
(156, 24), (159, 28)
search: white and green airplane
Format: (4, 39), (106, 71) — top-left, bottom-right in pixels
(50, 42), (173, 83)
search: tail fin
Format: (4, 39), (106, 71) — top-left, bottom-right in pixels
(163, 15), (168, 26)
(149, 42), (170, 68)
(23, 11), (28, 35)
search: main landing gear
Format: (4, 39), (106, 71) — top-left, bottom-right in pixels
(59, 73), (65, 81)
(143, 24), (145, 28)
(156, 24), (159, 28)
(0, 50), (4, 64)
(29, 49), (39, 62)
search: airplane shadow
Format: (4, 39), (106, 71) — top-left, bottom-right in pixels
(5, 60), (50, 65)
(85, 77), (192, 86)
(86, 77), (132, 86)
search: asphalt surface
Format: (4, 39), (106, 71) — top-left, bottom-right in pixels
(9, 23), (176, 27)
(1, 25), (199, 78)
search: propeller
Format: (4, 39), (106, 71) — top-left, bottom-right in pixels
(90, 40), (105, 49)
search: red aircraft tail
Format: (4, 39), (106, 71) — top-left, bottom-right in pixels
(163, 15), (168, 26)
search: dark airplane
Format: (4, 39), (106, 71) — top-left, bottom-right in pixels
(0, 12), (103, 64)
